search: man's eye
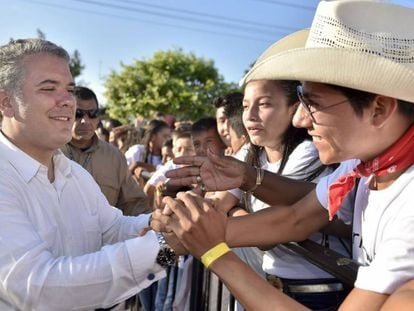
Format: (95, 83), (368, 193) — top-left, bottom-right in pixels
(41, 88), (55, 91)
(259, 102), (271, 107)
(304, 98), (319, 109)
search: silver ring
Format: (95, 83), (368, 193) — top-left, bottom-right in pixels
(200, 183), (206, 193)
(196, 175), (202, 184)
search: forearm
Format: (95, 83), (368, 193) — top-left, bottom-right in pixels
(339, 288), (388, 311)
(0, 232), (163, 310)
(241, 166), (315, 206)
(144, 184), (156, 209)
(209, 251), (309, 311)
(225, 192), (329, 248)
(128, 161), (155, 174)
(381, 280), (414, 310)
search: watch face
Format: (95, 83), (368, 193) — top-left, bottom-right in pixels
(157, 247), (176, 267)
(156, 233), (176, 268)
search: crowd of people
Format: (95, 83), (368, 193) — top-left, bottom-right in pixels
(0, 0), (413, 310)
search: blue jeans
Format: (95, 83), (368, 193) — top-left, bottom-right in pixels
(154, 275), (168, 311)
(138, 282), (158, 311)
(162, 266), (178, 311)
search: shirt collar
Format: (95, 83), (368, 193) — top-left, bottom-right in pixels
(0, 132), (72, 183)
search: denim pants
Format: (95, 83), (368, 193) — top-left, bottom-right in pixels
(154, 274), (168, 311)
(138, 282), (158, 311)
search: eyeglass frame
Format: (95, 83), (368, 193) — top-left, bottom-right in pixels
(75, 108), (100, 119)
(296, 85), (349, 123)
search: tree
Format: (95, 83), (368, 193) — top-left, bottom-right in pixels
(69, 49), (85, 79)
(36, 28), (46, 40)
(104, 49), (238, 123)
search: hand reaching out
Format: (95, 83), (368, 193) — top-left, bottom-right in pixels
(165, 149), (248, 192)
(162, 192), (228, 259)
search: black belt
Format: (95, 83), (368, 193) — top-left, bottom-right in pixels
(266, 275), (344, 294)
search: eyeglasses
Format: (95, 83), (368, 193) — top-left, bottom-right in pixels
(75, 108), (100, 119)
(296, 85), (349, 123)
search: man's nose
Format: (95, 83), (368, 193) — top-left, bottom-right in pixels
(292, 103), (312, 129)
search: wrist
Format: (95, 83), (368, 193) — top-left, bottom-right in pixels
(241, 166), (264, 193)
(148, 213), (153, 227)
(208, 250), (233, 270)
(201, 242), (231, 269)
(241, 164), (255, 191)
(155, 232), (176, 268)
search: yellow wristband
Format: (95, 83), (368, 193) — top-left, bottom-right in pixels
(201, 242), (231, 269)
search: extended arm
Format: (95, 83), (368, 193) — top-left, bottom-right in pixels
(165, 150), (315, 207)
(0, 182), (163, 310)
(225, 189), (328, 248)
(162, 192), (395, 310)
(163, 192), (310, 311)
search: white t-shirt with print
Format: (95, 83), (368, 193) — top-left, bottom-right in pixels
(229, 140), (351, 279)
(316, 160), (414, 294)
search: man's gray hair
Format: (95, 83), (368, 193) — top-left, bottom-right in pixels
(0, 38), (70, 92)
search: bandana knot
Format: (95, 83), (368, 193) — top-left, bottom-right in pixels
(328, 125), (414, 220)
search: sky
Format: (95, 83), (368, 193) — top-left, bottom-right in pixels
(2, 0), (414, 105)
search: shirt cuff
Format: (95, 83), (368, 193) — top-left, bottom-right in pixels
(125, 231), (165, 289)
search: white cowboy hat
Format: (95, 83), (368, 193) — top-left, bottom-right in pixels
(239, 29), (309, 86)
(241, 0), (414, 104)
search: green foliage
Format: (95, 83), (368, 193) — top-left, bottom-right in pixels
(69, 49), (85, 79)
(104, 49), (238, 123)
(36, 28), (46, 40)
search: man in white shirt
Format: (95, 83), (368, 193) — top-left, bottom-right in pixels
(0, 38), (180, 310)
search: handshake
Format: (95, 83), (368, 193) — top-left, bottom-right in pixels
(147, 191), (229, 267)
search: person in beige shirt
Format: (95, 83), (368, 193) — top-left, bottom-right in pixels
(62, 86), (149, 216)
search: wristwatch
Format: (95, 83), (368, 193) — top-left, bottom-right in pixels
(155, 232), (176, 268)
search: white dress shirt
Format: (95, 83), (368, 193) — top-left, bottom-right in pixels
(0, 133), (165, 311)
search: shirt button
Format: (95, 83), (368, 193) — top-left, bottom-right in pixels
(147, 273), (155, 280)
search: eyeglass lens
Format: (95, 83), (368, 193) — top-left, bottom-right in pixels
(75, 109), (99, 119)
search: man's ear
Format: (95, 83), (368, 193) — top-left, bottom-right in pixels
(370, 95), (398, 128)
(0, 91), (15, 118)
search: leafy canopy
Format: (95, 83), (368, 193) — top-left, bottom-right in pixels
(104, 49), (238, 123)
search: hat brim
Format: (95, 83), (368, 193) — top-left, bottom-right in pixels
(243, 46), (414, 104)
(240, 29), (309, 87)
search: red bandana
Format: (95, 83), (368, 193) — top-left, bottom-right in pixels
(328, 125), (414, 220)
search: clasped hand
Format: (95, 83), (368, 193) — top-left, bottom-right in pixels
(151, 192), (228, 259)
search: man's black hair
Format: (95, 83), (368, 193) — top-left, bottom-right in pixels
(213, 92), (244, 113)
(191, 117), (217, 134)
(74, 86), (99, 109)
